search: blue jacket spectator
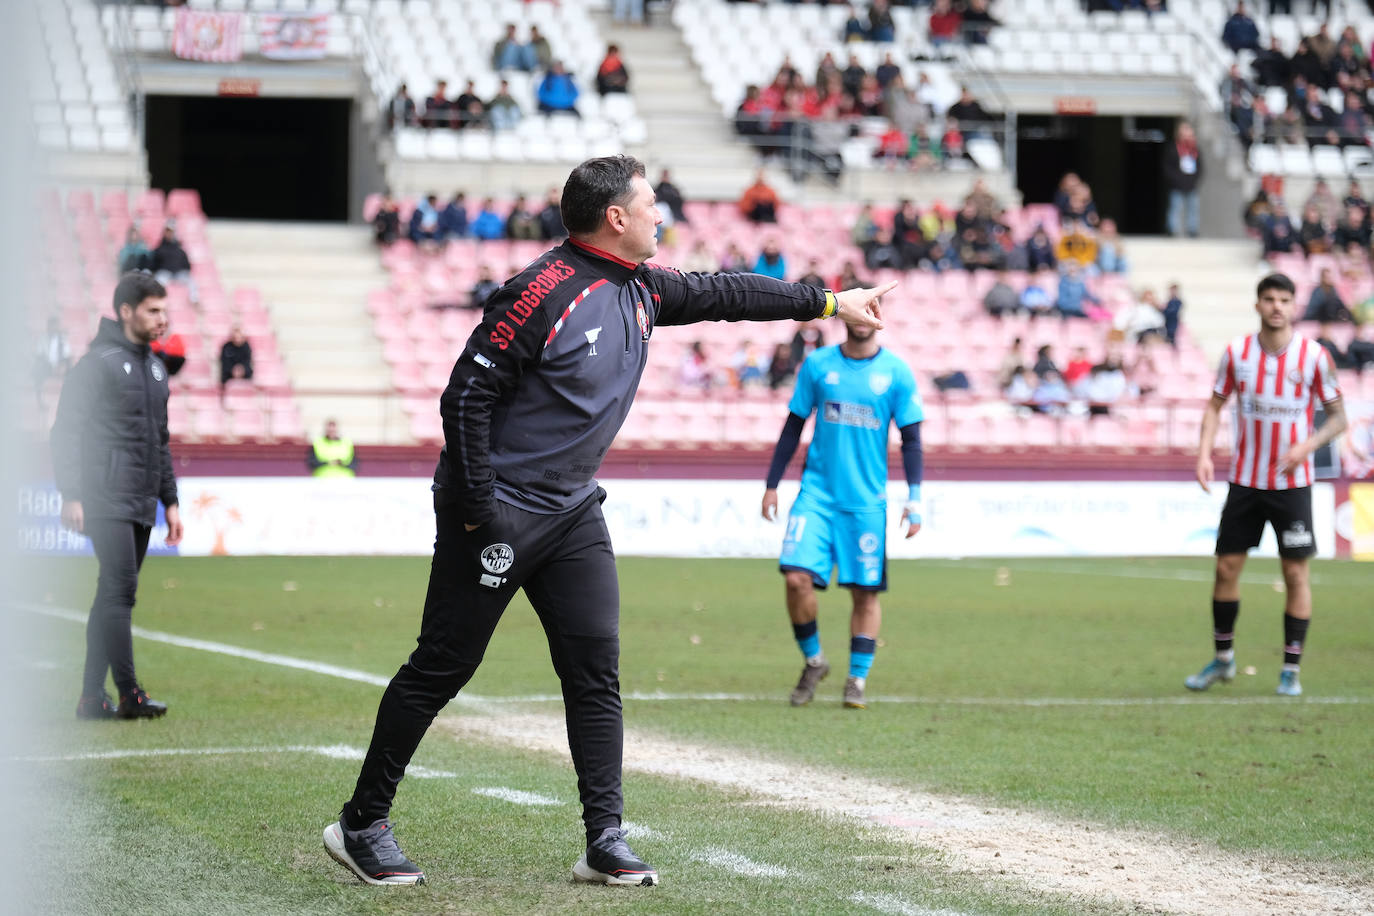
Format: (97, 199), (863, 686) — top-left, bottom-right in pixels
(492, 24), (536, 71)
(471, 199), (506, 241)
(1221, 2), (1261, 53)
(753, 242), (787, 280)
(440, 193), (468, 239)
(408, 195), (442, 244)
(537, 63), (580, 115)
(1055, 264), (1100, 319)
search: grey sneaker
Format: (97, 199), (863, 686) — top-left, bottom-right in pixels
(843, 676), (867, 709)
(323, 812), (426, 885)
(789, 657), (830, 706)
(572, 827), (659, 886)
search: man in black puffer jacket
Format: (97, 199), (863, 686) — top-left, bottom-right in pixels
(51, 272), (184, 721)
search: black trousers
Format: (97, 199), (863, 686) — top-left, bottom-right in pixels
(347, 490), (623, 842)
(83, 519), (151, 697)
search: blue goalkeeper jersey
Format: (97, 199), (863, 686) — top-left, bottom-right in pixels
(788, 344), (923, 510)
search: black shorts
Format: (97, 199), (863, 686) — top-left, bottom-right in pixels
(1215, 484), (1316, 559)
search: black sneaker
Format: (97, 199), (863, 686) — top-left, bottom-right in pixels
(116, 687), (168, 719)
(323, 813), (426, 886)
(76, 692), (116, 720)
(572, 827), (659, 886)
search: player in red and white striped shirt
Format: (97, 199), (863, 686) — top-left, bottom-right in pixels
(1189, 273), (1347, 697)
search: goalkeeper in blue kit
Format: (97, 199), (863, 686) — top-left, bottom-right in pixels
(761, 319), (924, 709)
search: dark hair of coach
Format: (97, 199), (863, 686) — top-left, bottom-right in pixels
(113, 271), (167, 319)
(559, 154), (646, 236)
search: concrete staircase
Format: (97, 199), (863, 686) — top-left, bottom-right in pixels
(206, 221), (406, 445)
(1125, 236), (1265, 361)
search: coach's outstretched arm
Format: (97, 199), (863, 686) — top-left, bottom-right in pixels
(648, 266), (890, 330)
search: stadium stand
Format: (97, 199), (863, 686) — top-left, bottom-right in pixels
(27, 187), (302, 445)
(32, 0), (136, 154)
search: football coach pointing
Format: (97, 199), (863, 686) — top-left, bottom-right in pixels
(52, 272), (182, 721)
(324, 155), (893, 888)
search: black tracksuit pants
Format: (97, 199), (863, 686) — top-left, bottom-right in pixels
(83, 518), (151, 697)
(346, 489), (623, 843)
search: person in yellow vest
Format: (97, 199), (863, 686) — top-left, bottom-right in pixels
(308, 419), (356, 478)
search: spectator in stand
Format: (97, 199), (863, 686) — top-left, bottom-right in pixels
(528, 26), (552, 71)
(1344, 179), (1368, 214)
(1060, 181), (1100, 228)
(612, 0), (645, 26)
(790, 320), (826, 366)
(1163, 283), (1184, 346)
(408, 194), (442, 246)
(1055, 221), (1098, 268)
(1306, 178), (1340, 225)
(1304, 268), (1355, 322)
(117, 226), (153, 273)
(720, 243), (751, 273)
(1163, 120), (1203, 238)
(471, 198), (506, 241)
(506, 195), (540, 241)
(797, 258), (827, 289)
(843, 6), (867, 43)
(851, 202), (879, 248)
(152, 225), (197, 305)
(654, 170), (688, 225)
(1115, 289), (1167, 343)
(1306, 22), (1336, 68)
(537, 187), (567, 241)
(1333, 203), (1371, 251)
(32, 316), (71, 406)
(1261, 201), (1299, 256)
(1252, 38), (1291, 88)
(150, 332), (186, 377)
(1063, 346), (1093, 393)
(537, 62), (580, 116)
(929, 0), (962, 49)
(1298, 203), (1333, 255)
(875, 52), (901, 90)
(753, 240), (788, 280)
(868, 0), (896, 42)
(596, 45), (630, 96)
(308, 419), (355, 478)
(1096, 218), (1129, 273)
(1337, 90), (1369, 146)
(439, 192), (468, 240)
(837, 261), (867, 291)
(996, 337), (1025, 389)
(678, 341), (713, 392)
(1289, 40), (1326, 91)
(1031, 371), (1072, 415)
(388, 83), (418, 129)
(422, 80), (450, 128)
(1298, 90), (1337, 147)
(1020, 268), (1056, 317)
(373, 191), (401, 245)
(1031, 344), (1060, 380)
(947, 86), (993, 131)
(1347, 322), (1374, 367)
(892, 199), (928, 266)
(767, 342), (797, 390)
(739, 170), (780, 223)
(1025, 224), (1057, 272)
(840, 52), (866, 98)
(961, 0), (1000, 45)
(730, 340), (768, 388)
(864, 227), (905, 271)
(467, 265), (500, 310)
(1314, 322), (1354, 368)
(219, 325), (253, 388)
(681, 241), (716, 274)
(1227, 86), (1257, 150)
(492, 24), (535, 72)
(1221, 1), (1261, 53)
(1085, 359), (1129, 417)
(1054, 262), (1099, 319)
(1004, 368), (1036, 408)
(983, 270), (1020, 317)
(486, 80), (522, 132)
(454, 81), (484, 129)
(734, 85), (773, 151)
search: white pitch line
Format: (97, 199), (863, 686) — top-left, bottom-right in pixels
(691, 847), (790, 879)
(915, 558), (1337, 587)
(851, 891), (974, 916)
(7, 744), (455, 777)
(473, 691), (1372, 707)
(471, 787), (562, 807)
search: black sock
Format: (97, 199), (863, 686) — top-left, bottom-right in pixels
(1212, 599), (1239, 653)
(1283, 614), (1309, 668)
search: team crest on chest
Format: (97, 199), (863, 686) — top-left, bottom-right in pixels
(869, 372), (892, 395)
(151, 362), (164, 382)
(825, 371), (840, 385)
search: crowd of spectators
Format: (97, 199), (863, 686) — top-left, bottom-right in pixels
(1247, 176), (1374, 269)
(733, 50), (1000, 181)
(996, 333), (1173, 416)
(1222, 9), (1374, 150)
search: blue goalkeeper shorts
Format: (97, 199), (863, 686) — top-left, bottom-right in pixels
(779, 490), (887, 591)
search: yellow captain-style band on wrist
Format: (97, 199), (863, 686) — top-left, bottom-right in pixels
(821, 290), (838, 318)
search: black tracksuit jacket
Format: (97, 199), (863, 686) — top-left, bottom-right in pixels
(51, 318), (178, 526)
(434, 238), (833, 525)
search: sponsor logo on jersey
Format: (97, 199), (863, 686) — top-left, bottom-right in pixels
(481, 542), (515, 574)
(858, 532), (879, 554)
(823, 400), (881, 430)
(584, 326), (601, 357)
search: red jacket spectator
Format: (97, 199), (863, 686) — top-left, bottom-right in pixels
(929, 0), (962, 43)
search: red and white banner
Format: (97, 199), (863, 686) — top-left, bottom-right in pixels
(172, 9), (243, 63)
(258, 13), (330, 60)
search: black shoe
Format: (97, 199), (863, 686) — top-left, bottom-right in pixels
(116, 687), (168, 719)
(572, 827), (659, 886)
(76, 692), (116, 720)
(323, 812), (426, 885)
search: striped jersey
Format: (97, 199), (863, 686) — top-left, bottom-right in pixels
(1212, 332), (1342, 490)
